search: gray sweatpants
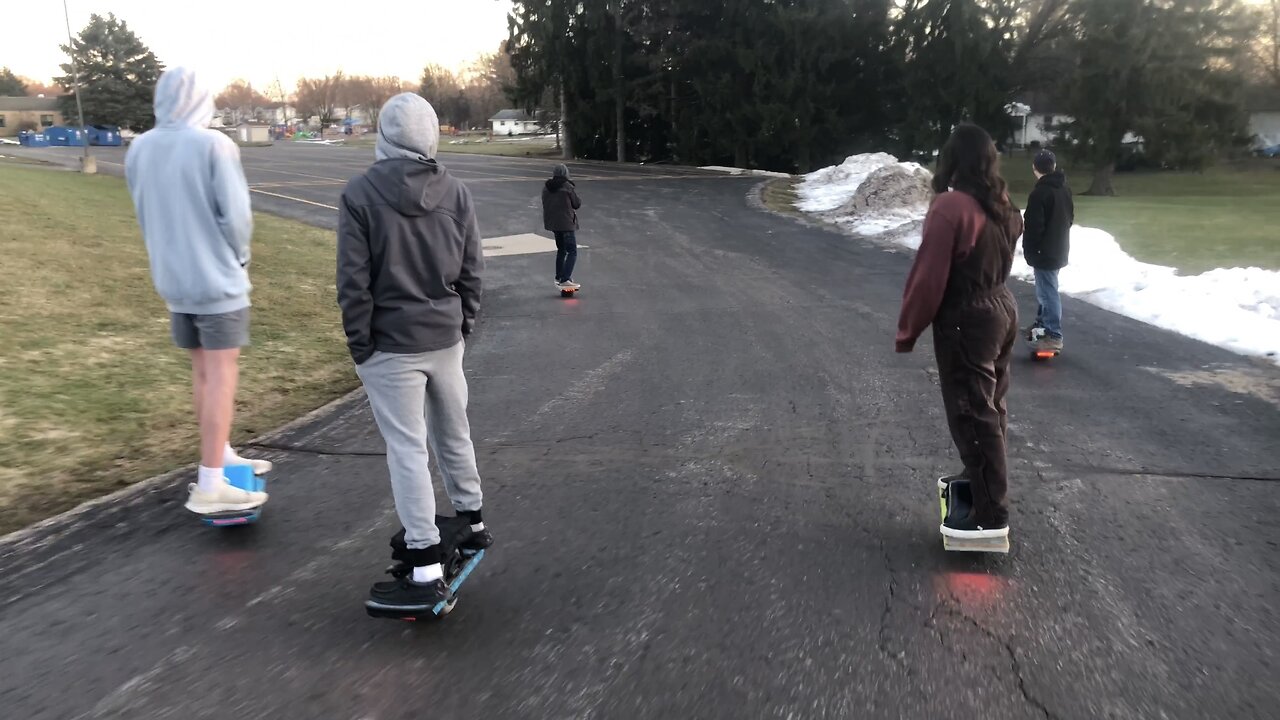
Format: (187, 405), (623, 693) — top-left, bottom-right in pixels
(355, 341), (483, 549)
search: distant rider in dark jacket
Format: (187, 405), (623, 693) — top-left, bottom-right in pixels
(541, 164), (582, 289)
(1022, 149), (1074, 351)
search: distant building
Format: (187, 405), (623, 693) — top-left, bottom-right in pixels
(0, 96), (64, 138)
(489, 109), (541, 136)
(1246, 92), (1280, 148)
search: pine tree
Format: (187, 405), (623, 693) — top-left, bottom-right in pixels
(56, 14), (164, 131)
(1063, 0), (1250, 195)
(0, 68), (27, 96)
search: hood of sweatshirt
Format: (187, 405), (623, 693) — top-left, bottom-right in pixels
(364, 159), (454, 217)
(376, 93), (440, 162)
(153, 67), (215, 129)
(1037, 170), (1067, 189)
(545, 176), (573, 192)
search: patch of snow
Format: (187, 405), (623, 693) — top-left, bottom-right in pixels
(796, 153), (1280, 364)
(700, 166), (792, 179)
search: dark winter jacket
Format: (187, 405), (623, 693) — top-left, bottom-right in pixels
(337, 158), (483, 365)
(1022, 171), (1073, 270)
(542, 177), (581, 232)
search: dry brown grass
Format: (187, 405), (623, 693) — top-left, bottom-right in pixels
(0, 165), (359, 534)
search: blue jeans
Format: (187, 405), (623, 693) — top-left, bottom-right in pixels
(554, 231), (577, 282)
(1033, 268), (1063, 339)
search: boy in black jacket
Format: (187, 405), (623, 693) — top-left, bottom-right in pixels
(1023, 150), (1074, 351)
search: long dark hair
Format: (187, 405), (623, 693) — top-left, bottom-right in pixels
(931, 124), (1011, 221)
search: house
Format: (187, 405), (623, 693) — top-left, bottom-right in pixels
(1246, 90), (1280, 148)
(489, 109), (541, 136)
(236, 123), (272, 144)
(1010, 109), (1069, 148)
(0, 96), (64, 138)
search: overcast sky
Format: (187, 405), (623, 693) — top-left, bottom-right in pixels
(0, 0), (512, 92)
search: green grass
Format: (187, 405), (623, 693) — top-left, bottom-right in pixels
(1004, 159), (1280, 273)
(0, 165), (359, 534)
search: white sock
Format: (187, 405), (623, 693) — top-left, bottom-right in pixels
(223, 443), (241, 465)
(197, 465), (225, 494)
(412, 563), (444, 583)
(471, 522), (485, 532)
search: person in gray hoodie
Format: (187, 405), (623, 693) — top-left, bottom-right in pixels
(125, 66), (269, 516)
(337, 93), (491, 615)
(541, 163), (581, 289)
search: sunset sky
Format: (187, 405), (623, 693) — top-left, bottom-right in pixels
(0, 0), (512, 93)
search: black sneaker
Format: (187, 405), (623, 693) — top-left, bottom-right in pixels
(937, 471), (967, 492)
(460, 527), (493, 551)
(366, 576), (453, 615)
(941, 510), (1009, 539)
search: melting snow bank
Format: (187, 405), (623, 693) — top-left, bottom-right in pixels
(796, 153), (1280, 364)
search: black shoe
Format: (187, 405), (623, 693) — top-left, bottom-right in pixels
(460, 527), (493, 551)
(937, 471), (967, 492)
(366, 576), (453, 614)
(941, 509), (1009, 539)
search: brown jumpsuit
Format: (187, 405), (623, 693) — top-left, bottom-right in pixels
(897, 190), (1022, 527)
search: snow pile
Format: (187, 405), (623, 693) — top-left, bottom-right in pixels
(834, 163), (934, 235)
(796, 153), (917, 212)
(1010, 228), (1280, 361)
(795, 153), (1280, 363)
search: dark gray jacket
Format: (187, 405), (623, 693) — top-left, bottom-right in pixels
(337, 158), (483, 365)
(542, 177), (581, 232)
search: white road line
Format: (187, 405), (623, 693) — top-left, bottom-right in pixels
(249, 188), (338, 210)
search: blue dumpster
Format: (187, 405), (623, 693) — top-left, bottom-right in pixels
(45, 126), (87, 147)
(88, 124), (122, 146)
(17, 130), (49, 147)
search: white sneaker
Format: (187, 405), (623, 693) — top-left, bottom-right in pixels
(185, 481), (268, 515)
(559, 280), (581, 290)
(225, 447), (273, 475)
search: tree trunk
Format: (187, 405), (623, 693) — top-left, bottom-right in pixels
(559, 81), (572, 160)
(1084, 162), (1116, 196)
(613, 1), (625, 163)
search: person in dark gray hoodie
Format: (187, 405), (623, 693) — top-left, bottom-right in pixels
(337, 93), (491, 615)
(542, 163), (582, 289)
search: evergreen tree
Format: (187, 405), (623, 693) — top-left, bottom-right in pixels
(55, 14), (164, 130)
(1062, 0), (1250, 195)
(0, 68), (26, 96)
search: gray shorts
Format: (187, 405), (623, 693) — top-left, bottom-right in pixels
(170, 308), (250, 350)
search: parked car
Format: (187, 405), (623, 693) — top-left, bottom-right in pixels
(1255, 144), (1280, 158)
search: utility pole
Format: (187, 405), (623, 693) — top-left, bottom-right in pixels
(62, 0), (95, 173)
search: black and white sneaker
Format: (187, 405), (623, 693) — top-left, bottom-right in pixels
(937, 471), (967, 493)
(941, 512), (1009, 539)
(460, 527), (493, 552)
(366, 576), (453, 614)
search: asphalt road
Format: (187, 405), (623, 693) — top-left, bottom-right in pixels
(2, 143), (1278, 719)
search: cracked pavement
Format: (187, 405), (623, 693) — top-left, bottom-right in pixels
(1, 145), (1277, 719)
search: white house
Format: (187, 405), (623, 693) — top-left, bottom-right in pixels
(489, 109), (541, 136)
(1251, 111), (1280, 148)
(1007, 104), (1139, 147)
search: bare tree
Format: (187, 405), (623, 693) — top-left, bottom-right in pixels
(295, 72), (343, 127)
(216, 79), (270, 123)
(357, 76), (402, 127)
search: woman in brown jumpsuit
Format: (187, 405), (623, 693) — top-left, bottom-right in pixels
(895, 124), (1023, 540)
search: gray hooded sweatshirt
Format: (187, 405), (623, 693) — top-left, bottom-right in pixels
(337, 93), (483, 365)
(125, 67), (253, 315)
